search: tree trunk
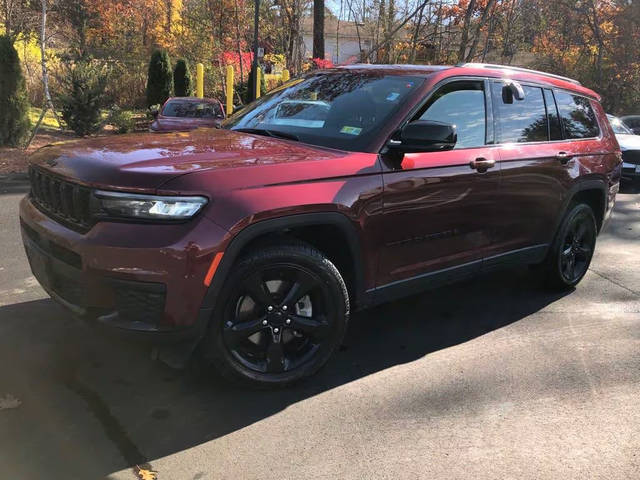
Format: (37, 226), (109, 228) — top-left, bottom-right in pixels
(465, 0), (495, 62)
(457, 0), (476, 63)
(26, 0), (60, 148)
(233, 0), (244, 84)
(313, 0), (325, 59)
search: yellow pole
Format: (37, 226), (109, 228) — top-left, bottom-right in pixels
(196, 63), (204, 98)
(225, 65), (234, 115)
(255, 67), (261, 99)
(282, 69), (290, 82)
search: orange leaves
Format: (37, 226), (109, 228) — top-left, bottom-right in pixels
(135, 466), (158, 480)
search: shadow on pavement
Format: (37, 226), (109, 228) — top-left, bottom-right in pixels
(0, 266), (569, 478)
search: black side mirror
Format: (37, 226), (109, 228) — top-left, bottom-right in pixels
(502, 81), (525, 104)
(149, 107), (159, 118)
(388, 120), (457, 153)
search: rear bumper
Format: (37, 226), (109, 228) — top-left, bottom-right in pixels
(19, 195), (227, 341)
(621, 163), (640, 181)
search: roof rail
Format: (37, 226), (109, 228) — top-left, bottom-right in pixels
(456, 62), (582, 86)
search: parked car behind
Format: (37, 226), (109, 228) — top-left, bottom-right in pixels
(21, 63), (621, 387)
(608, 114), (640, 184)
(621, 115), (640, 135)
(150, 97), (225, 132)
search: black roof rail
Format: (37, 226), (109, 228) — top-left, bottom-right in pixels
(456, 62), (582, 86)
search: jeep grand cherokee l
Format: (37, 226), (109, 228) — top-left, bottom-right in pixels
(20, 63), (621, 387)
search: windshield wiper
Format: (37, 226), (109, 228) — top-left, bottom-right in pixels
(233, 128), (300, 142)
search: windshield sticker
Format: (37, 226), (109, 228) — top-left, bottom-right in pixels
(340, 126), (362, 136)
(386, 92), (400, 101)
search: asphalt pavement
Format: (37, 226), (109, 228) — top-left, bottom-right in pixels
(1, 182), (639, 480)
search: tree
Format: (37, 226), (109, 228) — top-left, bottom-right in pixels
(0, 34), (31, 146)
(313, 0), (325, 59)
(173, 58), (193, 96)
(146, 49), (173, 107)
(58, 60), (109, 136)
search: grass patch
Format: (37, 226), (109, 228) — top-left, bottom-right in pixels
(28, 107), (62, 130)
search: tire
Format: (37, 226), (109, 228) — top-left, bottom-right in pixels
(541, 203), (597, 290)
(200, 242), (349, 388)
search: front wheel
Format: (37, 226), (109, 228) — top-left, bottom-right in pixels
(201, 243), (349, 388)
(542, 203), (597, 290)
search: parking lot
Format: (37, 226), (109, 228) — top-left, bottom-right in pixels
(1, 181), (639, 480)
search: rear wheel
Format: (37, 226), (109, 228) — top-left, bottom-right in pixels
(541, 203), (597, 289)
(201, 243), (349, 388)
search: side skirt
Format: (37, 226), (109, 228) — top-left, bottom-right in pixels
(362, 244), (549, 309)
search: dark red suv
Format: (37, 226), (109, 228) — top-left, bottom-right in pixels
(20, 63), (621, 387)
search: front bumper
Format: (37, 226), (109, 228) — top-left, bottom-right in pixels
(19, 195), (227, 341)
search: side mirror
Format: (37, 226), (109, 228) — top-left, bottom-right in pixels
(388, 120), (457, 153)
(149, 107), (159, 118)
(502, 81), (525, 104)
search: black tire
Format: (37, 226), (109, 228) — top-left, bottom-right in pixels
(541, 203), (597, 290)
(201, 242), (349, 388)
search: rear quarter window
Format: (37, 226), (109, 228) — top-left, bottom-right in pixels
(554, 91), (600, 139)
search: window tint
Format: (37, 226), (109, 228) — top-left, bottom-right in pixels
(544, 89), (562, 140)
(223, 73), (425, 151)
(555, 91), (599, 139)
(163, 100), (222, 118)
(419, 82), (486, 149)
(491, 83), (548, 143)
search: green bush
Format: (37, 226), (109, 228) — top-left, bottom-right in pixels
(107, 106), (135, 133)
(173, 58), (193, 97)
(0, 35), (31, 146)
(58, 61), (109, 136)
(146, 49), (173, 107)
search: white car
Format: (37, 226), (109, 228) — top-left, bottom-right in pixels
(608, 114), (640, 183)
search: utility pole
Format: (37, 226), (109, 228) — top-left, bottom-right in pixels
(313, 0), (325, 60)
(251, 0), (260, 101)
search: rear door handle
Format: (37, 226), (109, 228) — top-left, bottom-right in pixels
(556, 151), (573, 164)
(469, 158), (496, 173)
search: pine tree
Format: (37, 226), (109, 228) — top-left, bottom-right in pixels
(146, 49), (173, 107)
(58, 61), (109, 136)
(173, 59), (193, 97)
(0, 35), (31, 146)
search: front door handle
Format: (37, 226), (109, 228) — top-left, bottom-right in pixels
(469, 158), (496, 173)
(556, 151), (573, 164)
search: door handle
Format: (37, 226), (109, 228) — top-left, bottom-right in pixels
(469, 158), (496, 173)
(556, 151), (573, 164)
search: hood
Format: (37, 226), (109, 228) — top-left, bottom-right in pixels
(29, 128), (342, 191)
(615, 134), (640, 151)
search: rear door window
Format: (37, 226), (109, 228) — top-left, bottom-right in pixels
(491, 83), (548, 143)
(554, 91), (600, 139)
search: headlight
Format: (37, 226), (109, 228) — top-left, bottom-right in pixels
(94, 190), (208, 220)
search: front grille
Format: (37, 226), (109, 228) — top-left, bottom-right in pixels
(622, 150), (640, 165)
(29, 166), (93, 231)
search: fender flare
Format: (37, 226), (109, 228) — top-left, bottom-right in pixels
(200, 212), (366, 309)
(554, 177), (608, 235)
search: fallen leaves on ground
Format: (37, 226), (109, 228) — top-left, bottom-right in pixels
(0, 393), (22, 410)
(135, 466), (158, 480)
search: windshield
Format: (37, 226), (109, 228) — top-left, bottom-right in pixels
(608, 115), (633, 135)
(163, 100), (223, 118)
(222, 71), (425, 151)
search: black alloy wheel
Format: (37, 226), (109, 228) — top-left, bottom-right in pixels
(203, 243), (349, 387)
(544, 203), (597, 289)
